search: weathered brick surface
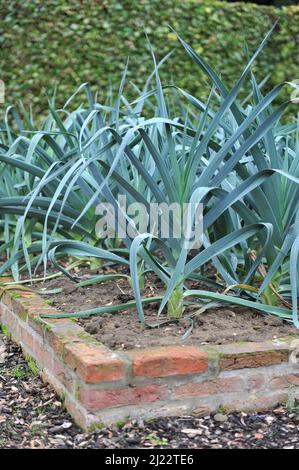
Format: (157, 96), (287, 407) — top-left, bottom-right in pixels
(220, 351), (289, 370)
(19, 324), (35, 351)
(1, 307), (20, 338)
(51, 357), (74, 392)
(128, 345), (208, 378)
(79, 384), (169, 411)
(1, 291), (15, 310)
(270, 373), (299, 389)
(64, 341), (127, 384)
(44, 320), (84, 356)
(2, 291), (38, 316)
(26, 305), (58, 318)
(27, 315), (50, 336)
(215, 341), (291, 370)
(13, 294), (44, 320)
(173, 376), (244, 399)
(32, 338), (53, 368)
(247, 373), (267, 392)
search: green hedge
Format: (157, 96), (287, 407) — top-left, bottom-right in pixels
(0, 0), (299, 114)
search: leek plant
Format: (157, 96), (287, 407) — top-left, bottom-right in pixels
(0, 27), (299, 329)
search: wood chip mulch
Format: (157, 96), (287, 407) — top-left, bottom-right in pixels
(1, 333), (299, 449)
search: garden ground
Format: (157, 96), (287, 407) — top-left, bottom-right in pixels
(35, 267), (298, 350)
(1, 332), (299, 449)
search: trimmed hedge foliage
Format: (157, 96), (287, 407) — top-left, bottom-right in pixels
(0, 0), (299, 113)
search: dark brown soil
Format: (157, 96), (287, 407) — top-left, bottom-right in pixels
(32, 266), (299, 351)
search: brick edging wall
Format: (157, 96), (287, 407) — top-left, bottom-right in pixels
(1, 282), (299, 430)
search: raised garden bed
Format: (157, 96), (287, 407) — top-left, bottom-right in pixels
(1, 278), (299, 431)
(2, 331), (299, 449)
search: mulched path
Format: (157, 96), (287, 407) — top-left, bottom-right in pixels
(1, 333), (299, 449)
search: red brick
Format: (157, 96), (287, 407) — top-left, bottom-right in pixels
(13, 294), (42, 320)
(220, 351), (289, 370)
(44, 320), (83, 356)
(173, 377), (244, 399)
(1, 292), (14, 310)
(4, 292), (58, 323)
(27, 308), (64, 337)
(79, 384), (168, 411)
(27, 305), (59, 318)
(215, 341), (291, 371)
(270, 374), (299, 389)
(128, 346), (208, 378)
(2, 309), (19, 337)
(51, 358), (74, 392)
(19, 325), (35, 351)
(2, 291), (38, 317)
(32, 339), (53, 369)
(247, 373), (266, 392)
(64, 341), (126, 384)
(27, 315), (48, 336)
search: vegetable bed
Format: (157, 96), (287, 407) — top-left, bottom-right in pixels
(36, 267), (298, 350)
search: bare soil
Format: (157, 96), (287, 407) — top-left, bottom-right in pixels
(33, 266), (298, 351)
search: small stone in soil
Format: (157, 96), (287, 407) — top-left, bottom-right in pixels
(214, 413), (228, 423)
